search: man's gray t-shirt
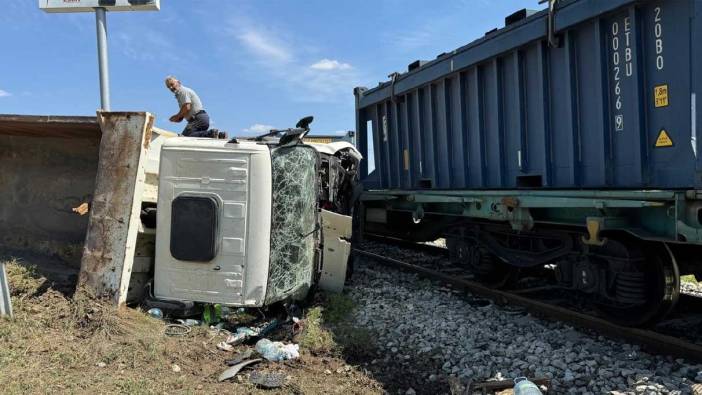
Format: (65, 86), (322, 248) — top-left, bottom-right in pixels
(175, 85), (204, 119)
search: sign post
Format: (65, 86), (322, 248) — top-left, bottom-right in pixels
(39, 0), (161, 110)
(0, 261), (12, 319)
(95, 7), (110, 110)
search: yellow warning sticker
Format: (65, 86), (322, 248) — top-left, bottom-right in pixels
(403, 149), (410, 171)
(655, 129), (673, 147)
(654, 84), (669, 108)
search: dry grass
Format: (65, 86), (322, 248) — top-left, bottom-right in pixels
(0, 259), (383, 394)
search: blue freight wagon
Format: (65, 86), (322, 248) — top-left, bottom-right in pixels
(354, 0), (702, 326)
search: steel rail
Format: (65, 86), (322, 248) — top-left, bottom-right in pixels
(353, 247), (702, 362)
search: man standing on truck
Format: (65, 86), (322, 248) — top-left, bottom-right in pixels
(165, 76), (212, 137)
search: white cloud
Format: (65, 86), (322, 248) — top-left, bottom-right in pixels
(0, 89), (11, 98)
(243, 124), (275, 134)
(237, 31), (292, 63)
(310, 59), (352, 71)
(115, 27), (189, 64)
(226, 19), (363, 103)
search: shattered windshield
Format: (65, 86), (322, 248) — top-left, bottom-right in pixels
(264, 145), (319, 304)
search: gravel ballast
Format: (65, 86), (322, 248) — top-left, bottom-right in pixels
(346, 258), (702, 394)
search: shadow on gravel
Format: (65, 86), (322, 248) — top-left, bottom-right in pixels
(304, 292), (452, 395)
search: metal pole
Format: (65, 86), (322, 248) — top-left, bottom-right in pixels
(0, 261), (12, 319)
(95, 7), (111, 111)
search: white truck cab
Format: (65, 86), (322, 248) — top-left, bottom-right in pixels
(153, 131), (360, 308)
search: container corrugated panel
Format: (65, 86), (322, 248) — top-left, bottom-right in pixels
(355, 0), (702, 190)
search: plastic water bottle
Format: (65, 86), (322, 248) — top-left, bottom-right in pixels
(514, 377), (543, 395)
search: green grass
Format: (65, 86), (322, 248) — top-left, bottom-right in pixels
(681, 275), (699, 284)
(323, 293), (356, 324)
(298, 306), (335, 354)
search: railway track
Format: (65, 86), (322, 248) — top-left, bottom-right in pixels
(353, 236), (702, 363)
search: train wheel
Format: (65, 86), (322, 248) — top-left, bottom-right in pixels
(596, 243), (680, 326)
(450, 238), (517, 288)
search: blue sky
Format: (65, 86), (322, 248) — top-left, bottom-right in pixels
(1, 0), (542, 136)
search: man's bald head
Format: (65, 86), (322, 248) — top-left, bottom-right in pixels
(165, 76), (180, 92)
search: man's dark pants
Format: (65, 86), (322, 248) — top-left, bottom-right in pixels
(182, 111), (210, 137)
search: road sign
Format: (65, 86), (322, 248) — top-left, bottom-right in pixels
(39, 0), (160, 13)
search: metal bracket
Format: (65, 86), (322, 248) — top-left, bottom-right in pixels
(412, 205), (425, 223)
(541, 0), (560, 48)
(676, 220), (702, 243)
(582, 217), (607, 246)
(507, 207), (534, 232)
(389, 72), (401, 103)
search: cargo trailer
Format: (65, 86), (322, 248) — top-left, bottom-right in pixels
(355, 0), (702, 326)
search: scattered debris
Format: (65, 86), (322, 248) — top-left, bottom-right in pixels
(255, 339), (300, 362)
(468, 378), (549, 394)
(217, 342), (234, 352)
(225, 327), (257, 346)
(257, 319), (281, 338)
(96, 362), (107, 368)
(147, 308), (163, 319)
(291, 317), (303, 336)
(164, 324), (192, 337)
(217, 359), (262, 382)
(171, 364), (181, 373)
(513, 377), (544, 395)
(203, 304), (222, 325)
(249, 371), (286, 389)
(175, 318), (201, 327)
(72, 202), (89, 216)
(225, 349), (255, 366)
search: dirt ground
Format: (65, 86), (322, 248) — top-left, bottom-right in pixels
(0, 258), (385, 395)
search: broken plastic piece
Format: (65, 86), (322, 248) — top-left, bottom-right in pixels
(225, 349), (255, 366)
(217, 342), (234, 352)
(225, 327), (258, 345)
(217, 358), (262, 382)
(203, 304), (222, 324)
(514, 377), (543, 395)
(469, 378), (549, 394)
(175, 319), (201, 327)
(72, 202), (89, 216)
(249, 371), (286, 389)
(255, 339), (300, 362)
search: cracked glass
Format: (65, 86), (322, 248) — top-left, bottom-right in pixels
(264, 145), (319, 304)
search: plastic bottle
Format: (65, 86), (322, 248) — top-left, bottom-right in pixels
(513, 377), (543, 395)
(147, 308), (163, 320)
(203, 304), (222, 324)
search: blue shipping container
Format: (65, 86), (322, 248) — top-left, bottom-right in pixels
(355, 0), (702, 190)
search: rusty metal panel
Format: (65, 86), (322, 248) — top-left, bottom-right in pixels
(78, 112), (154, 305)
(0, 115), (101, 266)
(0, 261), (12, 318)
(0, 114), (99, 138)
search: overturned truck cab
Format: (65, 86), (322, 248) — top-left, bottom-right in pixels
(153, 123), (361, 307)
(0, 112), (361, 310)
